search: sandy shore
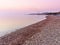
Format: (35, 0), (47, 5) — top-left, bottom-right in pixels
(0, 15), (60, 45)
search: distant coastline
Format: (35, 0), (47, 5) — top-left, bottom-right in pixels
(29, 11), (60, 15)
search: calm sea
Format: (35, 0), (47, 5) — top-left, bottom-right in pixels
(0, 12), (46, 37)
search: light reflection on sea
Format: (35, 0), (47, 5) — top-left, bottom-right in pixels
(0, 14), (46, 37)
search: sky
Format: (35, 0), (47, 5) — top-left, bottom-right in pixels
(0, 0), (60, 36)
(0, 0), (60, 11)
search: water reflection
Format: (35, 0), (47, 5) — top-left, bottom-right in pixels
(0, 14), (46, 37)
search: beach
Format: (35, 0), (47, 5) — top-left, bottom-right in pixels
(0, 15), (60, 45)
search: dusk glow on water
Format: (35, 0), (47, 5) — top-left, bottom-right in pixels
(0, 12), (46, 37)
(0, 0), (60, 37)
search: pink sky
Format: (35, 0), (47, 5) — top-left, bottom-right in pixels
(0, 0), (60, 11)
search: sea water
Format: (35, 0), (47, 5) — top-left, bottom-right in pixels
(0, 11), (46, 37)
